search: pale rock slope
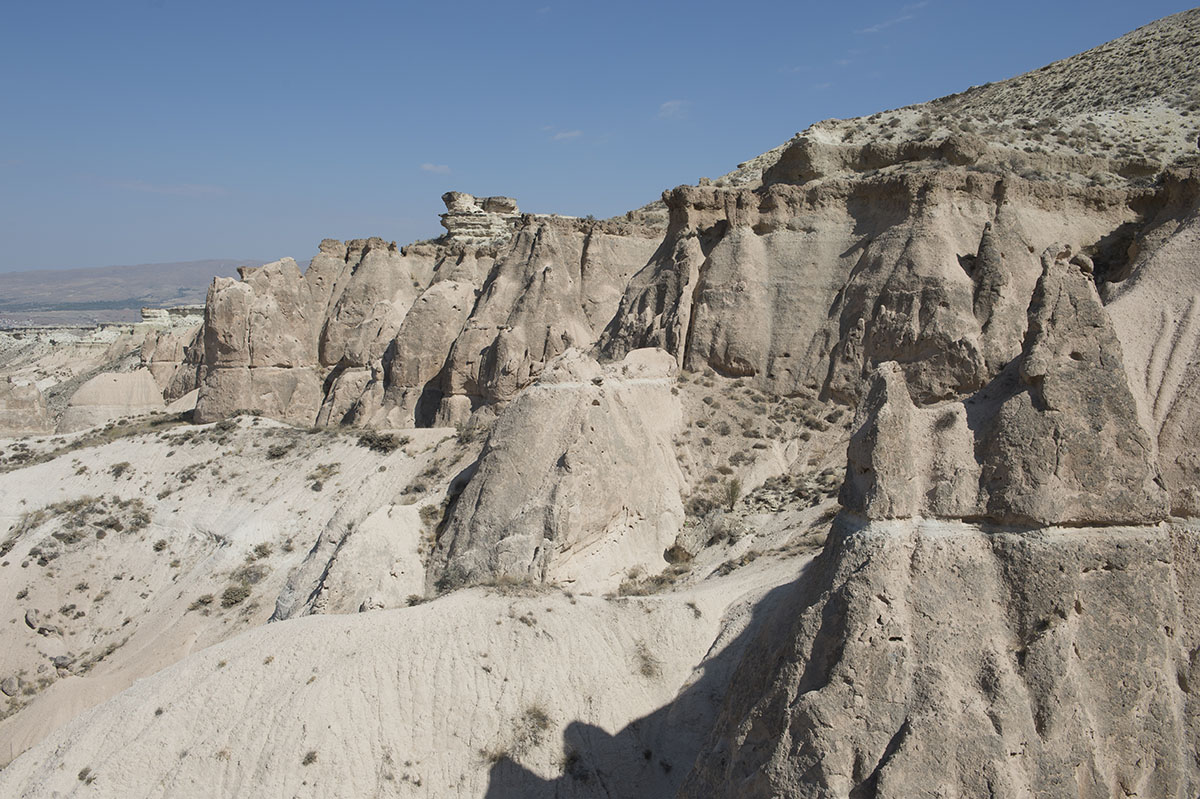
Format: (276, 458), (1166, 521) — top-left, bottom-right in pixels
(431, 348), (684, 593)
(1, 8), (1200, 799)
(679, 226), (1199, 796)
(0, 308), (205, 437)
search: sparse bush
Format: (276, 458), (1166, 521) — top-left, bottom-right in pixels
(189, 594), (214, 611)
(455, 423), (477, 445)
(357, 431), (409, 453)
(723, 478), (742, 511)
(635, 641), (661, 678)
(302, 751), (318, 766)
(152, 539), (167, 552)
(266, 442), (294, 460)
(220, 584), (251, 608)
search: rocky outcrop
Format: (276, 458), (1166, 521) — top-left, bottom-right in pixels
(841, 362), (978, 519)
(140, 322), (202, 401)
(439, 191), (520, 245)
(680, 518), (1200, 798)
(57, 369), (165, 433)
(0, 379), (52, 436)
(601, 165), (1135, 408)
(440, 218), (660, 416)
(842, 244), (1167, 526)
(430, 348), (685, 592)
(193, 240), (435, 424)
(683, 233), (1182, 796)
(191, 200), (662, 428)
(1105, 172), (1200, 516)
(977, 245), (1167, 526)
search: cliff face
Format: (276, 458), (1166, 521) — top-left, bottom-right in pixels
(678, 222), (1194, 797)
(192, 194), (663, 428)
(4, 9), (1199, 799)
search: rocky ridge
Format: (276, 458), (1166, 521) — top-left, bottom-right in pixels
(1, 9), (1199, 799)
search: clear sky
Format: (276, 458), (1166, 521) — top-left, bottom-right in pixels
(0, 0), (1193, 272)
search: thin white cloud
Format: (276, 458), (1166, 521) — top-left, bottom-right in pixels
(856, 14), (913, 34)
(812, 82), (833, 91)
(420, 163), (451, 174)
(857, 2), (928, 34)
(114, 180), (226, 197)
(552, 130), (582, 140)
(658, 100), (690, 120)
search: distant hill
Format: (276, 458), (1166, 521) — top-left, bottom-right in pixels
(0, 258), (267, 327)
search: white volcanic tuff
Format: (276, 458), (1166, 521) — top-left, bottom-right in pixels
(602, 170), (1137, 404)
(431, 348), (685, 593)
(193, 240), (434, 425)
(439, 191), (521, 245)
(0, 379), (51, 435)
(193, 206), (663, 428)
(842, 245), (1168, 526)
(1105, 173), (1200, 516)
(678, 519), (1200, 799)
(57, 369), (165, 433)
(3, 10), (1200, 798)
(0, 583), (767, 799)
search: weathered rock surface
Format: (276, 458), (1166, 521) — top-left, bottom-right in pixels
(680, 518), (1200, 798)
(139, 322), (202, 399)
(0, 379), (52, 435)
(841, 362), (978, 519)
(843, 244), (1168, 526)
(56, 369), (165, 433)
(439, 191), (521, 245)
(430, 348), (684, 592)
(192, 204), (662, 428)
(3, 10), (1199, 799)
(193, 242), (435, 424)
(1106, 172), (1200, 516)
(977, 245), (1168, 525)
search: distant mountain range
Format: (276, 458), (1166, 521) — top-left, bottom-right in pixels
(0, 259), (268, 327)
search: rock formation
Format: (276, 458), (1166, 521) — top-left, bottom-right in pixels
(439, 192), (521, 245)
(679, 519), (1200, 798)
(191, 196), (663, 428)
(0, 379), (52, 435)
(842, 244), (1168, 526)
(679, 239), (1190, 799)
(2, 9), (1200, 799)
(430, 348), (684, 592)
(56, 369), (165, 433)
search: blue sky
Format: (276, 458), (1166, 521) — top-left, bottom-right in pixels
(0, 0), (1193, 272)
